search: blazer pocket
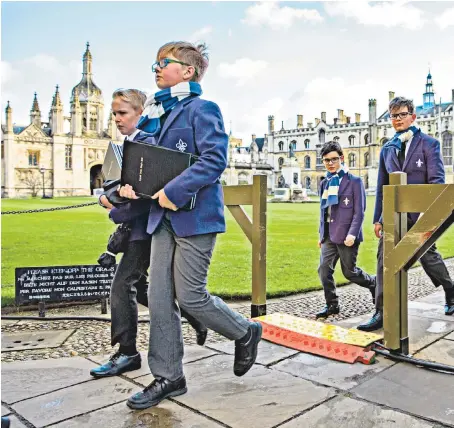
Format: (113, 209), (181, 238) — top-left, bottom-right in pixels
(339, 194), (354, 209)
(167, 127), (194, 153)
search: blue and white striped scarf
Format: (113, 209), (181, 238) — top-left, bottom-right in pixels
(321, 165), (348, 209)
(137, 82), (202, 135)
(384, 125), (419, 151)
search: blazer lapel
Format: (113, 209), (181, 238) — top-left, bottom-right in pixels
(402, 132), (421, 171)
(389, 147), (401, 170)
(157, 96), (196, 145)
(338, 172), (350, 195)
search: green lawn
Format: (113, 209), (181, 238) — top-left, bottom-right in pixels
(2, 197), (453, 306)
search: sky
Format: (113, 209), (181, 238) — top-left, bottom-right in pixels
(2, 1), (454, 143)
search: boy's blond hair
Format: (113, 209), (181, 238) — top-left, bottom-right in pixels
(112, 89), (147, 112)
(157, 41), (209, 82)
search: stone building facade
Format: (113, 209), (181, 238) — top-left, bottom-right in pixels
(1, 43), (122, 198)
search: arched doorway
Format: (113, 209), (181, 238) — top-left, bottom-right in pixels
(90, 164), (103, 194)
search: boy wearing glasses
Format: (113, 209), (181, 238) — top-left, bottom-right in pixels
(316, 141), (376, 319)
(120, 42), (262, 410)
(92, 89), (207, 379)
(358, 96), (454, 331)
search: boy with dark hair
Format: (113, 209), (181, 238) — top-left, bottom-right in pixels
(315, 141), (376, 319)
(358, 96), (454, 332)
(119, 41), (262, 409)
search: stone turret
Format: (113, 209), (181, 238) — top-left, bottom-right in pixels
(30, 92), (41, 127)
(50, 85), (64, 135)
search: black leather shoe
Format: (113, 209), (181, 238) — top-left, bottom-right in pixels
(369, 276), (377, 305)
(315, 303), (340, 319)
(357, 311), (383, 331)
(445, 288), (454, 316)
(90, 352), (141, 378)
(1, 417), (10, 428)
(127, 376), (187, 409)
(182, 310), (208, 346)
(234, 321), (262, 377)
(195, 328), (208, 346)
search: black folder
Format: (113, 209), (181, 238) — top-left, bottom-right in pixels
(121, 139), (198, 210)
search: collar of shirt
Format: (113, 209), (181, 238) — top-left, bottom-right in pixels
(126, 129), (140, 141)
(395, 135), (413, 157)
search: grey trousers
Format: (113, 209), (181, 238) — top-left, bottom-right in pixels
(148, 217), (250, 381)
(110, 239), (151, 348)
(375, 235), (453, 311)
(318, 237), (375, 306)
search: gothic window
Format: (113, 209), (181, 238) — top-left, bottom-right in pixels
(319, 129), (325, 144)
(90, 118), (97, 131)
(28, 150), (40, 166)
(364, 152), (370, 167)
(333, 136), (340, 143)
(278, 141), (284, 151)
(65, 145), (73, 169)
(380, 137), (389, 146)
(278, 157), (284, 169)
(305, 177), (311, 189)
(1, 143), (4, 159)
(364, 134), (369, 145)
(348, 135), (355, 146)
(238, 172), (249, 185)
(315, 144), (322, 165)
(304, 139), (310, 149)
(304, 155), (311, 169)
(349, 153), (356, 168)
(442, 131), (453, 166)
(290, 140), (297, 150)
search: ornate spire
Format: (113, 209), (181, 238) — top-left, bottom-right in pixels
(52, 85), (62, 107)
(423, 69), (435, 109)
(6, 100), (11, 113)
(83, 41), (93, 75)
(31, 92), (40, 112)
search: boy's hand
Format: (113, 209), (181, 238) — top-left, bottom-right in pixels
(344, 234), (355, 247)
(119, 184), (139, 200)
(374, 223), (383, 239)
(152, 189), (178, 211)
(318, 240), (322, 248)
(99, 195), (113, 210)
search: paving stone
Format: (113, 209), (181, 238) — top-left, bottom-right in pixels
(446, 332), (454, 341)
(352, 363), (454, 426)
(2, 329), (75, 352)
(52, 400), (223, 427)
(12, 377), (141, 427)
(416, 289), (445, 305)
(336, 313), (454, 354)
(1, 357), (96, 404)
(414, 339), (454, 366)
(272, 351), (394, 390)
(280, 396), (437, 427)
(1, 405), (10, 416)
(90, 345), (218, 379)
(168, 354), (335, 428)
(206, 339), (299, 366)
(408, 301), (451, 322)
(3, 415), (28, 428)
(1, 320), (19, 326)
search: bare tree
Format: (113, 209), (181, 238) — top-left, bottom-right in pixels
(19, 170), (51, 197)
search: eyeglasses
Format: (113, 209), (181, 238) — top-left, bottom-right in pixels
(322, 157), (340, 165)
(151, 58), (198, 76)
(389, 112), (412, 120)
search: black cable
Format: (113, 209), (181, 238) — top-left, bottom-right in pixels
(372, 347), (454, 374)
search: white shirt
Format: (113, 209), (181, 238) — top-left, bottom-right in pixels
(395, 135), (413, 157)
(126, 129), (140, 141)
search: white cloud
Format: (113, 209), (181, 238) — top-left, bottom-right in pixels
(190, 25), (213, 42)
(217, 58), (268, 86)
(23, 54), (65, 73)
(242, 2), (324, 30)
(1, 61), (16, 84)
(228, 28), (232, 37)
(435, 7), (454, 30)
(324, 1), (425, 30)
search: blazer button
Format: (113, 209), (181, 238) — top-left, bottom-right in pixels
(330, 219), (334, 222)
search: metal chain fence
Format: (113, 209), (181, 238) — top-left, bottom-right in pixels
(1, 201), (98, 215)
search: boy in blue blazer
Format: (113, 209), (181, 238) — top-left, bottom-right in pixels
(120, 42), (262, 409)
(358, 96), (454, 331)
(92, 89), (206, 380)
(316, 141), (376, 319)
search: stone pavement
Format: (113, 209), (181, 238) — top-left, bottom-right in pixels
(2, 289), (454, 428)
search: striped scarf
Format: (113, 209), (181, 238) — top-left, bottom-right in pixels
(321, 165), (348, 209)
(137, 82), (202, 135)
(384, 125), (419, 151)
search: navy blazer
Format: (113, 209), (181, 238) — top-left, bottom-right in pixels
(319, 172), (366, 245)
(145, 96), (227, 238)
(374, 130), (445, 224)
(108, 131), (155, 241)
